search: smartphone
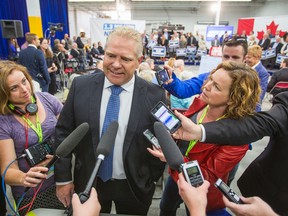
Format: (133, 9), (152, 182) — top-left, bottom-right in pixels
(155, 68), (170, 85)
(151, 101), (181, 134)
(215, 178), (243, 204)
(180, 160), (204, 187)
(143, 129), (161, 149)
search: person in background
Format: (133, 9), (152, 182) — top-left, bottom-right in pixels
(248, 35), (257, 47)
(170, 59), (194, 109)
(97, 41), (104, 55)
(18, 33), (50, 92)
(258, 33), (270, 51)
(245, 45), (269, 111)
(54, 26), (166, 215)
(266, 58), (288, 97)
(0, 61), (63, 215)
(8, 38), (20, 61)
(21, 32), (30, 50)
(39, 38), (58, 95)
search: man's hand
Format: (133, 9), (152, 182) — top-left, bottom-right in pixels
(72, 188), (101, 216)
(147, 146), (166, 162)
(163, 65), (174, 84)
(177, 173), (209, 216)
(172, 110), (202, 141)
(56, 183), (75, 207)
(223, 196), (279, 216)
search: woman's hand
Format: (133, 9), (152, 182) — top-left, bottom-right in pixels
(147, 146), (166, 162)
(172, 110), (202, 141)
(22, 166), (49, 187)
(36, 154), (54, 167)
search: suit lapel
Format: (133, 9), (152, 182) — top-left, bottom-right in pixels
(89, 73), (105, 158)
(123, 76), (147, 158)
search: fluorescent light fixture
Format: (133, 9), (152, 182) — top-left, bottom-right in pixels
(132, 0), (251, 1)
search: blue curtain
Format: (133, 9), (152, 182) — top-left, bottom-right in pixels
(0, 0), (29, 59)
(39, 0), (69, 47)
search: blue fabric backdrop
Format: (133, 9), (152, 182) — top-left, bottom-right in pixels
(39, 0), (69, 47)
(0, 0), (69, 59)
(0, 0), (29, 59)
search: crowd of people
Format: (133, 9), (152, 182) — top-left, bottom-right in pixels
(0, 25), (288, 216)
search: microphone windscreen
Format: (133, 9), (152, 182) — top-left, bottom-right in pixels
(154, 122), (184, 170)
(96, 121), (119, 157)
(56, 122), (89, 157)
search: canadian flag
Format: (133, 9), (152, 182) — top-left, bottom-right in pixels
(237, 16), (288, 40)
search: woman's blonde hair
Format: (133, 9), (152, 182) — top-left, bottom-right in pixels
(0, 61), (34, 115)
(204, 61), (261, 118)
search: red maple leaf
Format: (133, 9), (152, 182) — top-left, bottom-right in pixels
(266, 21), (279, 35)
(280, 30), (286, 37)
(257, 30), (264, 40)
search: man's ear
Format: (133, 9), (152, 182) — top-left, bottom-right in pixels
(138, 56), (144, 64)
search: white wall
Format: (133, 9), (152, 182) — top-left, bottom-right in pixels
(68, 1), (287, 36)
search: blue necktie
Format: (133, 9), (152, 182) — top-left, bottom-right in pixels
(98, 85), (123, 182)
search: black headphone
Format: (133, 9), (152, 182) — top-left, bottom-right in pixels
(8, 95), (38, 116)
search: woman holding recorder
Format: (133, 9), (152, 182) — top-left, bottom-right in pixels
(148, 61), (261, 215)
(0, 61), (64, 215)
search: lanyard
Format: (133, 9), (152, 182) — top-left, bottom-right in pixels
(185, 105), (225, 156)
(22, 114), (43, 143)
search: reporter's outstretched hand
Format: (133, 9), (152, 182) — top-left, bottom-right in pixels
(177, 173), (209, 216)
(172, 110), (202, 141)
(72, 187), (101, 216)
(223, 196), (279, 216)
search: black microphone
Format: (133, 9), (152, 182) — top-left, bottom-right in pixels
(153, 122), (184, 172)
(78, 121), (118, 203)
(45, 122), (90, 169)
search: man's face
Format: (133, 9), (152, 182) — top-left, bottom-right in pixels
(103, 35), (140, 86)
(222, 45), (245, 63)
(33, 36), (40, 47)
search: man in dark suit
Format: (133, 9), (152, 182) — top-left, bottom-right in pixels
(267, 58), (288, 96)
(263, 36), (283, 69)
(258, 33), (271, 50)
(173, 91), (288, 215)
(54, 27), (166, 215)
(18, 33), (50, 92)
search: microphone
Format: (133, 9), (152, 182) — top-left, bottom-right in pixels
(153, 122), (184, 172)
(45, 122), (90, 169)
(78, 121), (118, 203)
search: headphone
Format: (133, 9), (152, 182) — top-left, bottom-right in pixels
(8, 95), (38, 116)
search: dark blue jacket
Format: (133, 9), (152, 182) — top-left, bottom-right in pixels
(19, 46), (50, 87)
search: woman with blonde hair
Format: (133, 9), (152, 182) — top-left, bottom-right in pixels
(148, 61), (261, 216)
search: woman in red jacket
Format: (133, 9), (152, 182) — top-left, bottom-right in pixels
(148, 61), (261, 215)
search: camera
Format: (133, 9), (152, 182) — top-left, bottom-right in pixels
(24, 140), (54, 167)
(181, 160), (204, 187)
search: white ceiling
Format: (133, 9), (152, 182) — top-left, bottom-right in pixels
(68, 0), (270, 12)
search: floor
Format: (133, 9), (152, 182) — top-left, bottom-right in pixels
(5, 65), (272, 215)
